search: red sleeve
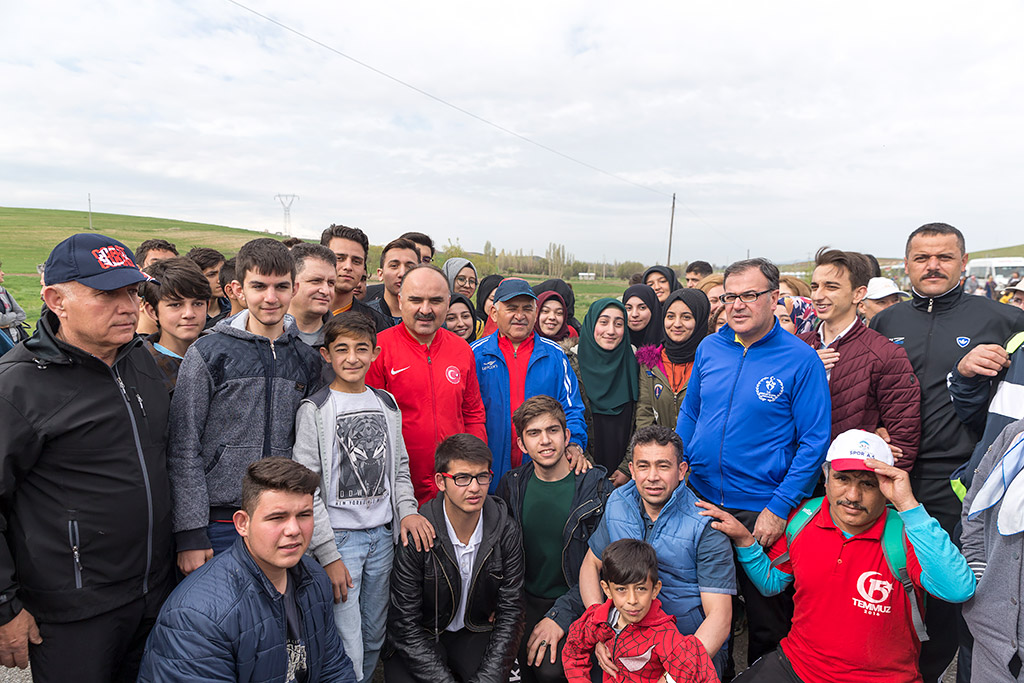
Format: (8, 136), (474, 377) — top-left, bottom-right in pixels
(366, 343), (387, 390)
(561, 609), (600, 683)
(462, 350), (488, 442)
(654, 628), (719, 683)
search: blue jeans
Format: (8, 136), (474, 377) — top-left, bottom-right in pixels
(333, 524), (394, 683)
(208, 520), (240, 555)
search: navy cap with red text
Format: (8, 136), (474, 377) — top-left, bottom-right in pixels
(44, 233), (155, 291)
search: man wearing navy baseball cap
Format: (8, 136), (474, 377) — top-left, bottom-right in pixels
(0, 233), (174, 681)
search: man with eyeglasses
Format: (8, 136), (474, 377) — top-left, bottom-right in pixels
(385, 433), (525, 683)
(676, 257), (831, 672)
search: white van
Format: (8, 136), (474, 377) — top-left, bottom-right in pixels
(965, 257), (1024, 287)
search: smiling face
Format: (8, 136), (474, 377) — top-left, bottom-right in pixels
(320, 332), (379, 388)
(601, 576), (662, 626)
(624, 295), (652, 332)
(516, 412), (569, 471)
(239, 269), (295, 329)
(810, 264), (864, 325)
(593, 306), (625, 351)
(774, 301), (796, 333)
(645, 272), (671, 302)
(663, 299), (695, 343)
(824, 465), (886, 535)
(453, 266), (477, 298)
(538, 299), (565, 338)
(494, 295), (538, 343)
(905, 233), (968, 298)
(629, 442), (687, 514)
(706, 284), (725, 308)
(444, 301), (475, 341)
(292, 258), (337, 319)
(234, 489), (315, 577)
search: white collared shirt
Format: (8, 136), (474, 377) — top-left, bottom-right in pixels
(818, 318), (859, 381)
(442, 500), (484, 632)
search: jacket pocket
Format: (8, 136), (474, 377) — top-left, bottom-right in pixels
(204, 444), (226, 475)
(67, 515), (83, 589)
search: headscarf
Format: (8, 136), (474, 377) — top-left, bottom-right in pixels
(441, 258), (477, 295)
(642, 266), (681, 296)
(662, 288), (709, 365)
(532, 279), (580, 332)
(476, 274), (503, 319)
(621, 284), (663, 348)
(446, 293), (479, 343)
(577, 298), (639, 415)
(534, 291), (572, 342)
(787, 296), (818, 334)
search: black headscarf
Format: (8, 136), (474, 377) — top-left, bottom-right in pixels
(621, 284), (662, 348)
(532, 279), (581, 332)
(642, 266), (681, 296)
(476, 274), (503, 319)
(662, 288), (709, 364)
(447, 293), (479, 343)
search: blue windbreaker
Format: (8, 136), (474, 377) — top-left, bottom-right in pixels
(676, 321), (831, 517)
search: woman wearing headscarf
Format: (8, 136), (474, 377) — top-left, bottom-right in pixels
(441, 257), (479, 299)
(475, 274), (502, 339)
(444, 293), (479, 343)
(621, 284), (662, 349)
(642, 265), (682, 303)
(575, 298), (639, 473)
(534, 291), (578, 349)
(532, 278), (581, 333)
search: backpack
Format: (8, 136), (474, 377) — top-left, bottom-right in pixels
(769, 496), (928, 642)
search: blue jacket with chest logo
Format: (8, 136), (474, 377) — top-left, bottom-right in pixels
(676, 320), (831, 517)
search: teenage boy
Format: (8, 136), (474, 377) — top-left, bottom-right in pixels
(562, 539), (718, 683)
(186, 247), (231, 329)
(386, 433), (525, 683)
(320, 224), (391, 331)
(219, 257), (247, 317)
(292, 312), (436, 683)
(136, 239), (179, 336)
(799, 247), (920, 470)
(367, 238), (420, 327)
(684, 261), (714, 288)
(138, 458), (356, 683)
(496, 396), (611, 683)
(169, 238), (326, 577)
(289, 243), (337, 346)
(139, 256), (211, 391)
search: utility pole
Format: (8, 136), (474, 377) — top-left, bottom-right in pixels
(274, 194), (299, 237)
(87, 193), (93, 230)
(666, 193), (676, 266)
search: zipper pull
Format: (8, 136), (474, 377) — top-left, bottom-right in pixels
(270, 340), (277, 360)
(928, 298), (934, 314)
(72, 545), (82, 571)
(115, 373), (127, 396)
(136, 392), (147, 417)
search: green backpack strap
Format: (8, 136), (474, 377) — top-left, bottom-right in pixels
(880, 510), (929, 642)
(769, 497), (823, 569)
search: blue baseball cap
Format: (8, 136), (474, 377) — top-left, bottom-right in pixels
(44, 233), (154, 291)
(492, 278), (537, 304)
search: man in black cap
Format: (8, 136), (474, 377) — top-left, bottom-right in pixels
(0, 233), (174, 681)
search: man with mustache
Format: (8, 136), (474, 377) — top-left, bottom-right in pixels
(871, 222), (1024, 682)
(366, 264), (486, 504)
(700, 430), (976, 683)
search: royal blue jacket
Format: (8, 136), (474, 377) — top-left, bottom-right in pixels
(472, 332), (586, 490)
(676, 321), (831, 517)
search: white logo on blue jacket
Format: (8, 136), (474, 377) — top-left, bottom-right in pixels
(755, 376), (785, 402)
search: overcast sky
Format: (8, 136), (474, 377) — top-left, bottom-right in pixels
(3, 1), (1023, 265)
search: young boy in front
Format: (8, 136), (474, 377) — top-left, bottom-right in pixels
(562, 539), (718, 683)
(139, 256), (211, 391)
(292, 311), (435, 683)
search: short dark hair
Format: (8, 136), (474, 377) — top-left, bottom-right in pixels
(685, 260), (713, 278)
(435, 433), (492, 474)
(322, 311), (376, 348)
(292, 243), (337, 275)
(400, 232), (435, 257)
(281, 237), (305, 249)
(513, 395), (567, 437)
(723, 257), (780, 292)
(602, 539), (659, 586)
(628, 272), (644, 285)
(140, 257), (212, 309)
(136, 239), (178, 263)
(905, 222), (966, 257)
(219, 257), (237, 291)
(862, 253), (882, 279)
(628, 425), (685, 464)
(240, 457), (319, 515)
(235, 238), (296, 284)
(380, 238), (420, 269)
(320, 224), (369, 260)
(814, 247), (871, 290)
(185, 247), (225, 271)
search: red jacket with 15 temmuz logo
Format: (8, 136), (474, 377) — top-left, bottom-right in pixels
(366, 324), (486, 504)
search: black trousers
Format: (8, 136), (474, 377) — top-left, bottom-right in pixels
(734, 647), (804, 682)
(385, 628), (492, 683)
(519, 593), (567, 683)
(28, 578), (171, 683)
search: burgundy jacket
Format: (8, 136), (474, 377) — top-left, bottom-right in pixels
(799, 320), (921, 470)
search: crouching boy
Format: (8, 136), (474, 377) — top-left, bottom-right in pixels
(562, 539), (718, 683)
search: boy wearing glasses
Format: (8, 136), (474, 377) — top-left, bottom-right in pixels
(385, 433), (525, 683)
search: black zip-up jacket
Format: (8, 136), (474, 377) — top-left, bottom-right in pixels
(0, 312), (173, 624)
(495, 462), (610, 632)
(387, 494), (524, 683)
(871, 284), (1024, 480)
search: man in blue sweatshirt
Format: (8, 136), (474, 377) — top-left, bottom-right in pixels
(676, 257), (831, 669)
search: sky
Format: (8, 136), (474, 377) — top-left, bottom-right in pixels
(2, 1), (1024, 266)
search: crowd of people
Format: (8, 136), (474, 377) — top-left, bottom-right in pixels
(1, 220), (1024, 683)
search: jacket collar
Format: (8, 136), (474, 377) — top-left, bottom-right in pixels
(910, 282), (963, 313)
(422, 492), (507, 561)
(717, 317), (781, 349)
(228, 536), (314, 599)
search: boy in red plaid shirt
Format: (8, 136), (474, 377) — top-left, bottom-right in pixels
(562, 539), (718, 683)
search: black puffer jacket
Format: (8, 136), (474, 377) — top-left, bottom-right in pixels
(387, 494), (524, 683)
(0, 312), (173, 624)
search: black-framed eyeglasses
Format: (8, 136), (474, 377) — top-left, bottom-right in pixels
(440, 470), (493, 487)
(455, 275), (478, 287)
(721, 289), (775, 305)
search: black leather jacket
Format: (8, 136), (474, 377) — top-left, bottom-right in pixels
(496, 463), (610, 631)
(387, 494), (524, 683)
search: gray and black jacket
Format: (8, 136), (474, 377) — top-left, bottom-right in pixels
(168, 311), (325, 551)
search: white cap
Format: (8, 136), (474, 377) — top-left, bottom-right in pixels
(825, 429), (894, 472)
(864, 277), (908, 301)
